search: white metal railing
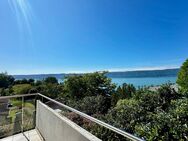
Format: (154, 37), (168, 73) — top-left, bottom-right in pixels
(0, 93), (144, 141)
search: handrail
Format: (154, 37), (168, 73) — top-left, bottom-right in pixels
(37, 93), (144, 141)
(0, 93), (144, 141)
(0, 93), (38, 100)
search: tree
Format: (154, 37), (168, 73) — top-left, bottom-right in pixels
(44, 77), (58, 84)
(177, 59), (188, 93)
(37, 83), (63, 98)
(135, 99), (188, 141)
(21, 78), (28, 84)
(28, 79), (35, 84)
(35, 80), (42, 86)
(63, 75), (87, 99)
(0, 73), (14, 88)
(13, 84), (32, 94)
(111, 83), (136, 106)
(157, 84), (181, 111)
(83, 72), (116, 97)
(63, 72), (116, 99)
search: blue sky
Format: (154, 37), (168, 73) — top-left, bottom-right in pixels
(0, 0), (188, 74)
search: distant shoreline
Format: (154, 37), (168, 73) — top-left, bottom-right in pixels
(13, 68), (179, 80)
(12, 69), (178, 87)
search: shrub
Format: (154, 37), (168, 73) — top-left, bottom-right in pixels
(78, 95), (111, 115)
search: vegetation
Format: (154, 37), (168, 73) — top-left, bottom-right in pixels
(0, 59), (188, 140)
(62, 72), (115, 99)
(14, 78), (34, 85)
(44, 77), (58, 84)
(111, 83), (136, 106)
(0, 72), (14, 88)
(13, 84), (32, 94)
(177, 59), (188, 94)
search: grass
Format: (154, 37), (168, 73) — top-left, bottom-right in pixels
(8, 99), (35, 122)
(1, 98), (36, 137)
(9, 108), (20, 122)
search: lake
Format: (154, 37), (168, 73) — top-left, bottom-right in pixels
(14, 70), (178, 87)
(56, 76), (177, 87)
(111, 76), (177, 87)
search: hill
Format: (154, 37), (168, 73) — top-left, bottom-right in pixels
(107, 68), (179, 78)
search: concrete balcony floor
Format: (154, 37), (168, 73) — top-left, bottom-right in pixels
(1, 129), (42, 141)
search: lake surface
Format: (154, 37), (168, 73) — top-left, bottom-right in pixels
(57, 76), (177, 87)
(14, 69), (178, 87)
(111, 76), (177, 87)
(15, 75), (177, 87)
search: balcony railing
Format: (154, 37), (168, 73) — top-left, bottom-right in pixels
(0, 93), (144, 141)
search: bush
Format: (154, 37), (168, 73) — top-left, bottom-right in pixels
(78, 95), (111, 115)
(135, 98), (188, 141)
(107, 99), (141, 133)
(135, 110), (174, 141)
(169, 99), (188, 140)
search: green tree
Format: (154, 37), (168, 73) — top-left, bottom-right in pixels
(157, 84), (180, 111)
(111, 83), (136, 106)
(44, 77), (58, 84)
(177, 59), (188, 93)
(37, 83), (63, 98)
(21, 78), (28, 84)
(83, 72), (116, 97)
(0, 72), (14, 88)
(63, 72), (116, 99)
(63, 75), (87, 99)
(35, 80), (42, 86)
(13, 84), (32, 94)
(28, 79), (35, 84)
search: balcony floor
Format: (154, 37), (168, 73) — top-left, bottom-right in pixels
(1, 129), (43, 141)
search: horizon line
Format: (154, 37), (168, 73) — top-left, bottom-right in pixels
(10, 66), (180, 76)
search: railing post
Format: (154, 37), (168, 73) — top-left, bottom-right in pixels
(22, 96), (24, 133)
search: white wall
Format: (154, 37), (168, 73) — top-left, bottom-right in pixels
(36, 101), (101, 141)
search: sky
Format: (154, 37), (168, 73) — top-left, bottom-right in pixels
(0, 0), (188, 75)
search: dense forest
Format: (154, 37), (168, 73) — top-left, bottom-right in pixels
(0, 60), (187, 140)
